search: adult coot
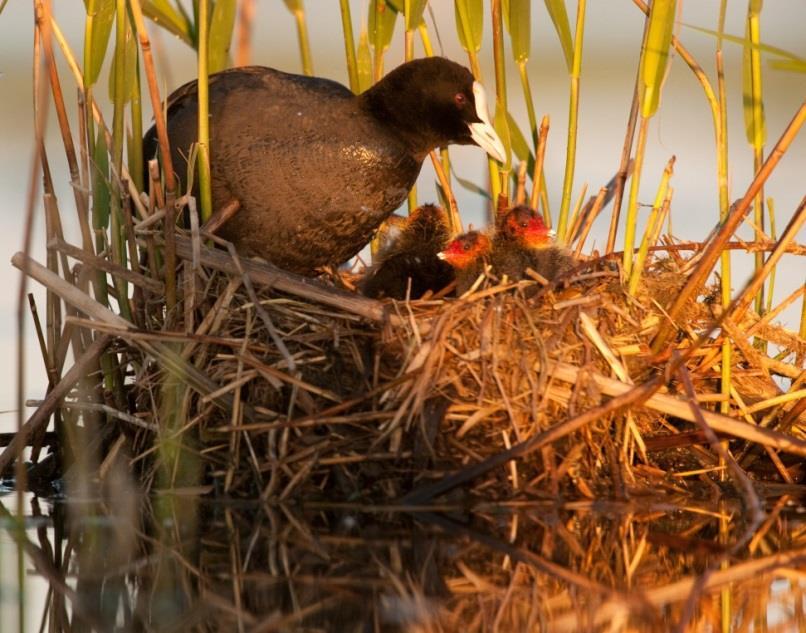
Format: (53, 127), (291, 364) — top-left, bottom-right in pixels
(144, 58), (505, 274)
(360, 204), (453, 300)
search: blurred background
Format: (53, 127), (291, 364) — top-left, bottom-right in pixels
(1, 1), (805, 628)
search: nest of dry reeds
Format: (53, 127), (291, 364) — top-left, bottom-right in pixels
(34, 227), (795, 504)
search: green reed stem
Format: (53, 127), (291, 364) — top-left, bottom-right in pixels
(628, 156), (674, 295)
(404, 8), (417, 212)
(82, 4), (111, 309)
(716, 1), (732, 422)
(622, 115), (648, 275)
(456, 0), (496, 213)
(197, 0), (213, 223)
(111, 0), (131, 321)
(765, 197), (777, 314)
(517, 62), (536, 146)
(294, 3), (313, 76)
(530, 116), (550, 226)
(558, 0), (586, 241)
(371, 0), (387, 82)
(129, 54), (144, 193)
(518, 61), (550, 217)
(491, 0), (507, 199)
(418, 22), (433, 55)
(746, 3), (765, 317)
(338, 0), (359, 92)
(455, 1), (482, 77)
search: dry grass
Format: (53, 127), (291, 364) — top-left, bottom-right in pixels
(9, 223), (804, 508)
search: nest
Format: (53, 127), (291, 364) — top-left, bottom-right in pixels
(70, 231), (803, 503)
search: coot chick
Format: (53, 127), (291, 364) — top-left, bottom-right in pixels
(437, 231), (493, 295)
(491, 205), (553, 281)
(144, 57), (505, 274)
(492, 205), (574, 282)
(529, 245), (576, 282)
(360, 204), (453, 300)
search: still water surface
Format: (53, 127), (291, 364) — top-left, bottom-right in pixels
(1, 489), (803, 631)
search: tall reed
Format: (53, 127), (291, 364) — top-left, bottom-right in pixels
(556, 0), (586, 242)
(623, 0), (675, 275)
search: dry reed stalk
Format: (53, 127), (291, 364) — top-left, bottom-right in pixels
(173, 235), (394, 325)
(551, 546), (806, 632)
(235, 0), (256, 67)
(653, 101), (806, 351)
(0, 335), (110, 473)
(49, 237), (163, 293)
(128, 0), (177, 310)
(573, 186), (606, 257)
(529, 116), (550, 224)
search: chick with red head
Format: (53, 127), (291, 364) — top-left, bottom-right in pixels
(492, 205), (573, 282)
(437, 231), (493, 295)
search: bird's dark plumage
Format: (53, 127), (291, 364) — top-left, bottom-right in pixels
(143, 58), (505, 274)
(491, 205), (553, 281)
(438, 231), (493, 295)
(360, 204), (453, 300)
(490, 205), (574, 282)
(528, 246), (575, 282)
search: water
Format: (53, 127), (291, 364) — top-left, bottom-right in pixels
(1, 490), (804, 631)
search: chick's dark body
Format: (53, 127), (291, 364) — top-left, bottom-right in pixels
(149, 67), (420, 273)
(530, 247), (575, 281)
(360, 204), (453, 300)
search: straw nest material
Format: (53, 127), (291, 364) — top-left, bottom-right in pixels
(108, 234), (805, 501)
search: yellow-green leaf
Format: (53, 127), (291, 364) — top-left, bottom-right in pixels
(208, 0), (237, 73)
(507, 0), (531, 63)
(683, 23), (803, 63)
(506, 111), (533, 166)
(108, 17), (137, 103)
(84, 0), (115, 86)
(141, 0), (193, 46)
(494, 100), (512, 169)
(453, 169), (492, 200)
(357, 24), (373, 92)
(769, 59), (806, 73)
(543, 0), (573, 71)
(370, 0), (398, 52)
(742, 1), (766, 147)
(640, 0), (676, 118)
(392, 0), (427, 31)
(92, 128), (110, 230)
(454, 0), (483, 53)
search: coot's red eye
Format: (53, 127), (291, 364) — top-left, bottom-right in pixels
(454, 92), (467, 107)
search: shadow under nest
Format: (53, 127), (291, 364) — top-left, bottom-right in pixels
(120, 239), (802, 502)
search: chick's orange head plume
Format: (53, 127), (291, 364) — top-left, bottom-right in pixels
(503, 205), (554, 248)
(437, 231), (491, 269)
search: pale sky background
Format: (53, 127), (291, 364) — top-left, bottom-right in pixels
(1, 2), (806, 629)
(1, 2), (805, 429)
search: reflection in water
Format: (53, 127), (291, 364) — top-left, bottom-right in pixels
(1, 491), (804, 631)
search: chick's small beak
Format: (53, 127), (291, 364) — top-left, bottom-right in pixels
(436, 251), (448, 260)
(469, 82), (506, 163)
